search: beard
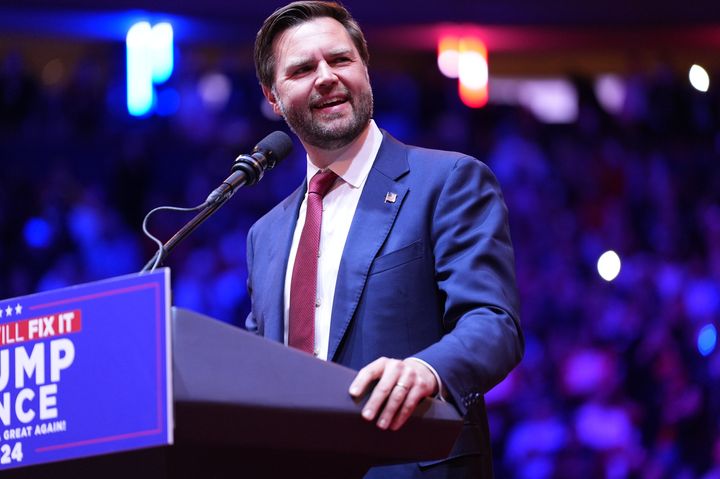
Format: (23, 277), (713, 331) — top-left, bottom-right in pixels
(275, 85), (374, 151)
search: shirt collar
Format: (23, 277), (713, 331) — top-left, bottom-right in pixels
(305, 120), (383, 190)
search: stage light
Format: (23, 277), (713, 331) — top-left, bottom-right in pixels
(689, 64), (710, 92)
(127, 21), (175, 117)
(595, 74), (625, 115)
(698, 324), (717, 356)
(23, 217), (53, 249)
(459, 82), (488, 108)
(198, 72), (232, 111)
(597, 250), (621, 282)
(150, 23), (174, 84)
(126, 22), (153, 116)
(517, 79), (577, 124)
(437, 36), (459, 79)
(437, 35), (489, 108)
(457, 38), (488, 108)
(486, 77), (578, 123)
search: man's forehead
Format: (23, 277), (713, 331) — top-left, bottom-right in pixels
(273, 17), (356, 65)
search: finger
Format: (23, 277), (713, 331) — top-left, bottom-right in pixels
(375, 374), (415, 430)
(349, 357), (387, 397)
(389, 387), (424, 431)
(360, 360), (404, 423)
(389, 362), (438, 431)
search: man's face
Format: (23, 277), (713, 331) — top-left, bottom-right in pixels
(263, 17), (373, 151)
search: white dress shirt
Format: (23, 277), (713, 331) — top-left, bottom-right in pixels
(283, 121), (383, 360)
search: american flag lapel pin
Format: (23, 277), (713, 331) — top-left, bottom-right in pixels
(384, 192), (397, 203)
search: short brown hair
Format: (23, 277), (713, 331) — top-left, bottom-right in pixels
(254, 1), (370, 89)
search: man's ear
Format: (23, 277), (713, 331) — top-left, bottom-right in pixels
(262, 85), (283, 117)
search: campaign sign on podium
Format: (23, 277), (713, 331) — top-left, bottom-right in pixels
(0, 269), (172, 471)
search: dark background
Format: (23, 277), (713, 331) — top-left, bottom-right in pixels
(1, 1), (720, 477)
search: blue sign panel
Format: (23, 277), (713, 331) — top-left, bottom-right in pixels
(0, 269), (172, 471)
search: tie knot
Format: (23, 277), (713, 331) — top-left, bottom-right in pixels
(308, 170), (338, 197)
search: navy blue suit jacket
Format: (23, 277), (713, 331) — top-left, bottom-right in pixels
(246, 131), (523, 478)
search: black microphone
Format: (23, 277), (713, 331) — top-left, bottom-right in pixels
(205, 130), (293, 205)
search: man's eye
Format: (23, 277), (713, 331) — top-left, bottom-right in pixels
(292, 66), (311, 76)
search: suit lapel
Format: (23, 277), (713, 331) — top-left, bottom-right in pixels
(263, 183), (305, 343)
(328, 133), (410, 361)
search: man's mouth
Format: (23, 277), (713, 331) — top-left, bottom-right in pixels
(313, 95), (349, 110)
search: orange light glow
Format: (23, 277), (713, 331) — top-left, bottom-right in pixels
(459, 82), (488, 108)
(437, 36), (460, 78)
(457, 38), (488, 108)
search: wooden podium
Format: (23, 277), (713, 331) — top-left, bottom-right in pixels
(6, 307), (461, 479)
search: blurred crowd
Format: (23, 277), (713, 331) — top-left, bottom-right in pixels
(1, 46), (719, 478)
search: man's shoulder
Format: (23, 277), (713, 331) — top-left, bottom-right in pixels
(407, 143), (478, 166)
(376, 134), (491, 193)
(380, 131), (483, 172)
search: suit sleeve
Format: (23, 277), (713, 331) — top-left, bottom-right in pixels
(413, 156), (524, 416)
(245, 225), (259, 334)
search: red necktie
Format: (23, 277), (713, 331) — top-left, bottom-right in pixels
(289, 169), (338, 353)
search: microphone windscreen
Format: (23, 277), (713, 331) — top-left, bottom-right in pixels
(256, 130), (293, 164)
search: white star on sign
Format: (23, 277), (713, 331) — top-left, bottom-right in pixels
(15, 304), (22, 315)
(4, 306), (12, 317)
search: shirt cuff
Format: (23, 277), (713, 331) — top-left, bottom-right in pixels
(406, 357), (446, 401)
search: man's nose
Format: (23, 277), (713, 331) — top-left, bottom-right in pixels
(315, 61), (338, 89)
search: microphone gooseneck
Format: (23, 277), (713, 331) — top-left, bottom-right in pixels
(141, 131), (294, 273)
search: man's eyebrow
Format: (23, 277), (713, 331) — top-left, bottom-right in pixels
(326, 47), (354, 57)
(284, 57), (312, 72)
(283, 48), (356, 71)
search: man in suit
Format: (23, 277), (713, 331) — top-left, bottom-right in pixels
(246, 2), (524, 477)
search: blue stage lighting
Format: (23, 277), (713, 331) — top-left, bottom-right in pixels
(156, 88), (180, 116)
(698, 324), (717, 357)
(126, 21), (153, 116)
(127, 21), (174, 116)
(23, 217), (53, 248)
(151, 23), (174, 84)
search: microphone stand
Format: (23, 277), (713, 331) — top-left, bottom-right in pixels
(140, 152), (271, 273)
